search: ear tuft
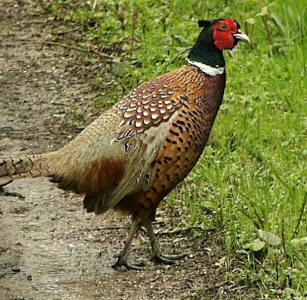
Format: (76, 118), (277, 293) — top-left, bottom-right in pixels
(198, 20), (212, 28)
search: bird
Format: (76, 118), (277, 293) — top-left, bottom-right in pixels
(0, 18), (250, 269)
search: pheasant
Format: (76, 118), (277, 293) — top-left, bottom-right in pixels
(0, 18), (249, 269)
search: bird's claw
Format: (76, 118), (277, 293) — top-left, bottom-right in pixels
(112, 256), (145, 270)
(153, 252), (187, 264)
(0, 187), (25, 198)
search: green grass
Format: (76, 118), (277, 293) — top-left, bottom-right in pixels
(42, 0), (306, 298)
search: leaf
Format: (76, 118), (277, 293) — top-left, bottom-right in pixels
(271, 13), (286, 35)
(111, 61), (128, 76)
(255, 7), (268, 17)
(246, 18), (256, 25)
(290, 237), (307, 248)
(243, 239), (266, 252)
(258, 230), (281, 246)
(171, 34), (191, 45)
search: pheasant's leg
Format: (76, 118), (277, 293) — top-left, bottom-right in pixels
(145, 221), (186, 264)
(112, 220), (144, 270)
(0, 182), (24, 198)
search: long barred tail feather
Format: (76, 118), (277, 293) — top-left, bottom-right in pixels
(0, 152), (57, 186)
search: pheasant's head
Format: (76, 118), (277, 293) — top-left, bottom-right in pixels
(188, 18), (250, 75)
(199, 18), (250, 51)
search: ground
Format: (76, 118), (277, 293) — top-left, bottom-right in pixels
(0, 2), (248, 300)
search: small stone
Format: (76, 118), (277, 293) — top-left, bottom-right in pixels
(12, 266), (21, 273)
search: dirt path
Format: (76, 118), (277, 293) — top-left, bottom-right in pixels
(0, 2), (236, 299)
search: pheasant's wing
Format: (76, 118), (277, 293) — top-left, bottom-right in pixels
(50, 107), (126, 196)
(52, 67), (188, 214)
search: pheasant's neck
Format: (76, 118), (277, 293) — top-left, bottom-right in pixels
(197, 72), (226, 119)
(188, 41), (225, 76)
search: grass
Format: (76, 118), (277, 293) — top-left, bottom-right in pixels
(40, 0), (306, 298)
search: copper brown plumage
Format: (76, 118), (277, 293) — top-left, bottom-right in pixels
(0, 18), (250, 269)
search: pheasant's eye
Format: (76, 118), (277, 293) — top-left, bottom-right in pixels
(219, 24), (227, 31)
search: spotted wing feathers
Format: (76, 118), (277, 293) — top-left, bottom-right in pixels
(116, 76), (183, 133)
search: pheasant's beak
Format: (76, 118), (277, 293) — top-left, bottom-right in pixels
(228, 30), (250, 57)
(233, 31), (250, 44)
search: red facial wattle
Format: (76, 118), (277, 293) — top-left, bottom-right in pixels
(212, 19), (238, 50)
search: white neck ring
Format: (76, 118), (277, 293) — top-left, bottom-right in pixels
(186, 58), (225, 76)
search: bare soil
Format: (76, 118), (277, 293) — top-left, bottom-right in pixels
(0, 2), (242, 299)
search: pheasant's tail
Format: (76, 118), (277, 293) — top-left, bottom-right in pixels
(0, 152), (57, 186)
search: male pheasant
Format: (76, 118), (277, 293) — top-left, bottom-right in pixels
(0, 18), (249, 269)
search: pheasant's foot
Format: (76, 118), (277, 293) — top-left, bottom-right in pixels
(0, 187), (25, 198)
(144, 220), (186, 265)
(112, 256), (145, 270)
(153, 252), (186, 264)
(112, 220), (143, 270)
